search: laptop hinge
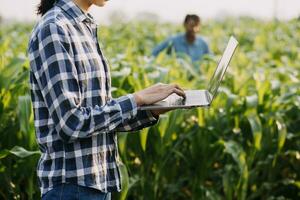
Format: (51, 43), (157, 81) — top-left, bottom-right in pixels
(205, 91), (212, 104)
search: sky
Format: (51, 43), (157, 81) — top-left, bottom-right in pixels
(0, 0), (300, 23)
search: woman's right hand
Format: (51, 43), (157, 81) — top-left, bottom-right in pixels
(133, 83), (186, 106)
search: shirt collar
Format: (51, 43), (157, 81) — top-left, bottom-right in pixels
(55, 0), (97, 25)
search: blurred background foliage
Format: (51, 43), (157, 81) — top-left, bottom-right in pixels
(0, 17), (299, 199)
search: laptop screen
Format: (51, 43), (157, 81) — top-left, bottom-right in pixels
(207, 36), (239, 101)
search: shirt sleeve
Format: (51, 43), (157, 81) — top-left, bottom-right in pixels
(115, 110), (159, 132)
(202, 38), (210, 54)
(204, 41), (210, 54)
(31, 22), (138, 143)
(152, 38), (173, 57)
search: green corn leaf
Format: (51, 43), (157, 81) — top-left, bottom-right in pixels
(222, 165), (234, 200)
(158, 115), (169, 138)
(0, 146), (40, 160)
(0, 149), (10, 159)
(140, 128), (149, 152)
(197, 108), (205, 127)
(258, 81), (271, 105)
(223, 141), (248, 200)
(247, 115), (262, 151)
(118, 133), (128, 156)
(18, 95), (32, 134)
(282, 179), (300, 188)
(275, 118), (287, 153)
(245, 94), (258, 108)
(224, 141), (247, 171)
(119, 163), (130, 200)
(9, 146), (40, 158)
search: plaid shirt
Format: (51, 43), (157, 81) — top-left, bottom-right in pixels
(28, 0), (158, 196)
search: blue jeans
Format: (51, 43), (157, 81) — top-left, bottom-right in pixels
(42, 183), (111, 200)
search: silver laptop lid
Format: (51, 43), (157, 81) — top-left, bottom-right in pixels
(207, 36), (239, 101)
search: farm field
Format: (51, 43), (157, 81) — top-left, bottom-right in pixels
(0, 18), (299, 199)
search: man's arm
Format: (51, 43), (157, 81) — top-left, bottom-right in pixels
(202, 38), (211, 54)
(152, 38), (173, 57)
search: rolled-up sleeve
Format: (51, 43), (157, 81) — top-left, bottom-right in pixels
(30, 22), (139, 143)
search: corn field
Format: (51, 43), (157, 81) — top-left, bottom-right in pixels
(0, 18), (299, 199)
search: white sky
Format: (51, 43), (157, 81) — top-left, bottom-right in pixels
(0, 0), (300, 23)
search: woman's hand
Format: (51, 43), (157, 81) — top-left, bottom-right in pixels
(133, 83), (186, 106)
(150, 108), (173, 118)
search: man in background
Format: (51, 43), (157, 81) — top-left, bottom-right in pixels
(152, 14), (210, 63)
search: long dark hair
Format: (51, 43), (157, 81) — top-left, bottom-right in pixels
(37, 0), (57, 16)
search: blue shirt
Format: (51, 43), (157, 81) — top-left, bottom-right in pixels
(27, 0), (157, 196)
(152, 33), (210, 62)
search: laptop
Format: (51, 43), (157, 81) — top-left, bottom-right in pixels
(139, 36), (239, 110)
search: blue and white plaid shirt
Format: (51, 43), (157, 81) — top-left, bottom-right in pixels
(28, 0), (158, 196)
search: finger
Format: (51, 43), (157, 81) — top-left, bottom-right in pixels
(160, 84), (186, 99)
(156, 109), (174, 115)
(164, 85), (183, 97)
(166, 84), (180, 91)
(172, 88), (186, 98)
(171, 83), (185, 94)
(164, 84), (176, 95)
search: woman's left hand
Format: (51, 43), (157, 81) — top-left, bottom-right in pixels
(150, 109), (173, 118)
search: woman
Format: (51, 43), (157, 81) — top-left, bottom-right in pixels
(28, 0), (185, 199)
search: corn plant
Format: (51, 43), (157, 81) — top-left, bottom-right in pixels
(0, 18), (299, 200)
